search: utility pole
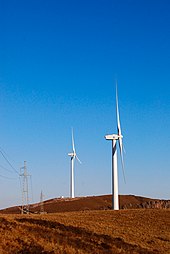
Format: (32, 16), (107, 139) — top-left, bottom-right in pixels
(20, 161), (30, 214)
(40, 190), (45, 214)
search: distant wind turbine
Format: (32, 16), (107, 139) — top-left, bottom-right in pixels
(105, 83), (125, 210)
(68, 129), (81, 198)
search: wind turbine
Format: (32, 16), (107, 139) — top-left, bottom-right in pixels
(68, 129), (81, 198)
(105, 84), (125, 210)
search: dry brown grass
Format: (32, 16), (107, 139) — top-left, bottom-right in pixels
(0, 209), (169, 253)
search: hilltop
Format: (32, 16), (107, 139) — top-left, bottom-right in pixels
(0, 194), (170, 214)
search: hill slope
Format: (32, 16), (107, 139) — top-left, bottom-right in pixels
(0, 209), (169, 253)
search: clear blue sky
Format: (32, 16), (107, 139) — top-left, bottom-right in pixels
(0, 0), (170, 209)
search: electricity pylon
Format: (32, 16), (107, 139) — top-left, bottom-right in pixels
(20, 161), (30, 214)
(40, 190), (45, 214)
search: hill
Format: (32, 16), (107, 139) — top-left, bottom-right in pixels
(0, 194), (170, 214)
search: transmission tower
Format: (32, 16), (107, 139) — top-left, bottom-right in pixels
(20, 161), (30, 214)
(40, 190), (45, 214)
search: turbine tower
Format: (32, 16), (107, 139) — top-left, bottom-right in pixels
(105, 84), (125, 210)
(68, 129), (81, 198)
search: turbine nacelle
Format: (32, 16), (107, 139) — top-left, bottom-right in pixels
(68, 152), (76, 157)
(105, 134), (123, 140)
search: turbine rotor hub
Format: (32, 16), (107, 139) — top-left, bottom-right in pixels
(105, 134), (119, 140)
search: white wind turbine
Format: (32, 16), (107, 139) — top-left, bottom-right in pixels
(68, 129), (81, 198)
(105, 84), (125, 210)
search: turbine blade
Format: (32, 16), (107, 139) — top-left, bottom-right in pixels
(118, 138), (126, 183)
(76, 155), (82, 164)
(123, 144), (126, 154)
(72, 128), (75, 153)
(116, 83), (126, 183)
(116, 82), (122, 137)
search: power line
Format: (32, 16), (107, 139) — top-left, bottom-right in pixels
(0, 164), (14, 174)
(0, 174), (17, 180)
(0, 149), (19, 175)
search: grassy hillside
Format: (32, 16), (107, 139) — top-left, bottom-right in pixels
(0, 209), (169, 253)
